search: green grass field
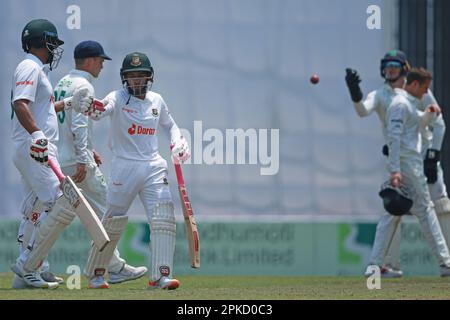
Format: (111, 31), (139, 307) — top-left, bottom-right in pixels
(0, 273), (450, 300)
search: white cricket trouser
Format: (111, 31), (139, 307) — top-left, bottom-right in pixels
(62, 163), (125, 272)
(384, 162), (450, 269)
(106, 157), (172, 217)
(105, 157), (174, 280)
(13, 141), (61, 208)
(370, 156), (450, 267)
(13, 141), (62, 265)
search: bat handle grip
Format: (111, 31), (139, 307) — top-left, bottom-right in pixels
(170, 144), (185, 185)
(48, 158), (65, 183)
(173, 161), (185, 185)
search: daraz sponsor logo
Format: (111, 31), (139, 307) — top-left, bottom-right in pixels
(128, 123), (155, 136)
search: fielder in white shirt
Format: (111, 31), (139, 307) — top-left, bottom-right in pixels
(346, 51), (450, 277)
(54, 41), (147, 289)
(82, 52), (189, 290)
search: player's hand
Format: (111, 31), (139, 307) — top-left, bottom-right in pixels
(390, 172), (402, 188)
(70, 88), (91, 113)
(426, 104), (441, 115)
(30, 130), (49, 165)
(72, 163), (87, 183)
(85, 99), (107, 120)
(93, 149), (102, 167)
(424, 149), (440, 184)
(345, 68), (363, 102)
(171, 136), (190, 164)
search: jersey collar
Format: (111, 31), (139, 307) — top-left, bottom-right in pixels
(405, 91), (419, 104)
(70, 69), (95, 83)
(25, 53), (45, 69)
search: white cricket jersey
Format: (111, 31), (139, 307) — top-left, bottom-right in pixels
(101, 89), (181, 167)
(54, 70), (95, 167)
(11, 53), (58, 144)
(385, 89), (436, 173)
(353, 83), (395, 124)
(354, 83), (445, 154)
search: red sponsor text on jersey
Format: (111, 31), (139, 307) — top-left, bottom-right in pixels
(128, 123), (155, 136)
(16, 81), (34, 86)
(122, 107), (138, 114)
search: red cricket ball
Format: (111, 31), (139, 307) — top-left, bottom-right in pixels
(310, 74), (319, 84)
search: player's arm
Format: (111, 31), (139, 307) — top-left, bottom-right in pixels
(418, 105), (441, 129)
(430, 114), (446, 150)
(420, 93), (443, 184)
(423, 90), (446, 150)
(13, 66), (48, 164)
(54, 83), (96, 114)
(70, 85), (95, 182)
(159, 97), (190, 163)
(13, 99), (40, 134)
(70, 112), (89, 182)
(54, 100), (65, 113)
(345, 68), (376, 117)
(84, 93), (115, 121)
(354, 91), (378, 117)
(386, 102), (406, 185)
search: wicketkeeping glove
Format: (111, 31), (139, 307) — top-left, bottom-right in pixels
(30, 130), (48, 165)
(424, 149), (440, 184)
(345, 68), (363, 103)
(68, 88), (92, 113)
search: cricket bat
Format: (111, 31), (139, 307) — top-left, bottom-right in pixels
(173, 159), (200, 268)
(48, 159), (110, 251)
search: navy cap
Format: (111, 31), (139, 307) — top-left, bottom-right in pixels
(74, 40), (111, 60)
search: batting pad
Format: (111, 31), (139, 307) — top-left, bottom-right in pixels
(19, 197), (46, 253)
(435, 197), (450, 248)
(84, 215), (128, 278)
(24, 196), (76, 271)
(150, 202), (176, 281)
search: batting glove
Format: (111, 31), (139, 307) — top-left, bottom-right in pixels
(171, 136), (190, 163)
(345, 68), (363, 102)
(30, 130), (49, 165)
(424, 149), (440, 184)
(84, 99), (107, 120)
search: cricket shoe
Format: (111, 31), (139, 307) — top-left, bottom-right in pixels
(380, 267), (403, 278)
(148, 277), (180, 290)
(364, 265), (403, 278)
(11, 275), (32, 289)
(108, 264), (148, 284)
(11, 262), (59, 289)
(88, 276), (110, 289)
(41, 271), (64, 284)
(440, 265), (450, 277)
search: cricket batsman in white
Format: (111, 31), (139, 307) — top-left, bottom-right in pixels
(53, 41), (148, 289)
(81, 52), (189, 289)
(345, 50), (450, 276)
(10, 19), (92, 289)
